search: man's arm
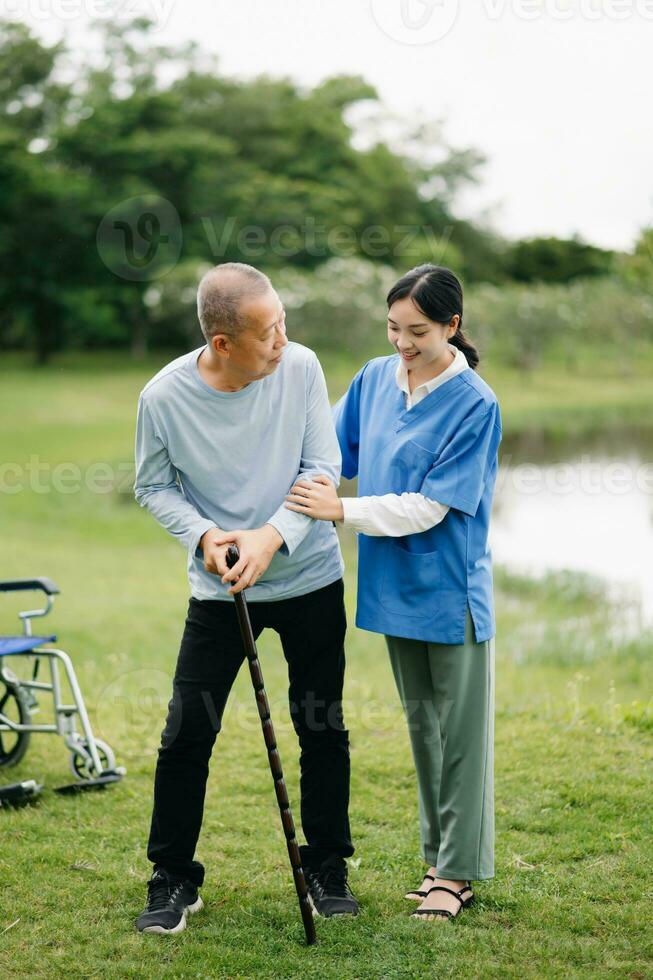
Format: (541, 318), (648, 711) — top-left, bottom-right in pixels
(134, 395), (216, 556)
(136, 395), (285, 592)
(264, 354), (342, 557)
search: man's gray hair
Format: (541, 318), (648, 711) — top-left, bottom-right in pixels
(197, 262), (272, 341)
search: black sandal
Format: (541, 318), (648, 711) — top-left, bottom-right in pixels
(404, 872), (435, 901)
(411, 881), (474, 921)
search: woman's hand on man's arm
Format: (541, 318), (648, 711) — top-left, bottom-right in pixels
(284, 475), (344, 522)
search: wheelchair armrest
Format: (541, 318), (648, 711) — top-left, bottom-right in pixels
(0, 577), (61, 596)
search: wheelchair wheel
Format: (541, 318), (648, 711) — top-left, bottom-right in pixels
(0, 671), (31, 768)
(69, 738), (115, 780)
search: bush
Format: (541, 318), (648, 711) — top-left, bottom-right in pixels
(466, 277), (653, 371)
(275, 257), (396, 354)
(274, 259), (653, 371)
(76, 256), (653, 374)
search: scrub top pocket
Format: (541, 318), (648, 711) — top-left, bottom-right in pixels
(370, 438), (438, 495)
(379, 542), (441, 619)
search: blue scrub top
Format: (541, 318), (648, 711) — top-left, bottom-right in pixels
(332, 354), (502, 645)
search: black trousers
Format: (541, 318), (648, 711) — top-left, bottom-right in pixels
(147, 578), (353, 887)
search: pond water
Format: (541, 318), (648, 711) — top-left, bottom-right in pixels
(490, 429), (653, 626)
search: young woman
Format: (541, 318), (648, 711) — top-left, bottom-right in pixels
(284, 264), (501, 923)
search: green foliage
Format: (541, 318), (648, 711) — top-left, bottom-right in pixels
(617, 226), (653, 288)
(277, 257), (400, 354)
(1, 17), (647, 374)
(142, 259), (210, 351)
(467, 276), (653, 371)
(506, 236), (615, 284)
(0, 20), (61, 112)
(273, 257), (653, 372)
(0, 18), (487, 362)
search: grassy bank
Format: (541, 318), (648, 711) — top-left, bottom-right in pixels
(0, 357), (651, 978)
(4, 345), (653, 442)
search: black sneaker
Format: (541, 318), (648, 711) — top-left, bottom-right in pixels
(135, 868), (203, 934)
(305, 855), (359, 917)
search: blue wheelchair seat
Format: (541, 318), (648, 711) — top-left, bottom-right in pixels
(0, 636), (57, 656)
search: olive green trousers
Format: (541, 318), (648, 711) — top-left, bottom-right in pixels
(384, 606), (495, 880)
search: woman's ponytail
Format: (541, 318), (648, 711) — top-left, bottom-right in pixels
(448, 322), (479, 370)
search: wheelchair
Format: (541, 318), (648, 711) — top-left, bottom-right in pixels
(0, 577), (124, 794)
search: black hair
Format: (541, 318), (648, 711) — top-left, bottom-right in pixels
(386, 264), (479, 370)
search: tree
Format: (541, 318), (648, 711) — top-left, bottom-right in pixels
(0, 17), (491, 361)
(618, 227), (653, 289)
(507, 235), (614, 284)
(0, 22), (95, 363)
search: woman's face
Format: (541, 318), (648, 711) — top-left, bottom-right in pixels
(387, 296), (459, 370)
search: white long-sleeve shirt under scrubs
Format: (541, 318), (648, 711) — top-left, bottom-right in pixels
(340, 344), (470, 536)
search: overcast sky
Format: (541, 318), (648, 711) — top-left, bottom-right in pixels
(11, 0), (653, 251)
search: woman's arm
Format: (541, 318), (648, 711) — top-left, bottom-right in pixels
(285, 477), (449, 536)
(341, 492), (449, 536)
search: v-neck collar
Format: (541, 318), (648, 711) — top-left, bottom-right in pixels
(395, 343), (467, 403)
(393, 365), (468, 431)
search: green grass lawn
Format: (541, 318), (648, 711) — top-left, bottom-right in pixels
(0, 354), (651, 978)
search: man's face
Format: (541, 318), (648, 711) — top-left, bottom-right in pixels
(226, 288), (288, 381)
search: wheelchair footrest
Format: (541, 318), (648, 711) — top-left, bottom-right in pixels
(0, 780), (43, 808)
(54, 770), (124, 795)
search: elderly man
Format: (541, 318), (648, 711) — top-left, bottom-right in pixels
(133, 262), (357, 934)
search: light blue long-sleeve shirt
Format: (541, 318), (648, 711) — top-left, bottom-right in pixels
(134, 342), (344, 601)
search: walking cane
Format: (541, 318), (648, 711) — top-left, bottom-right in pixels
(225, 545), (317, 946)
